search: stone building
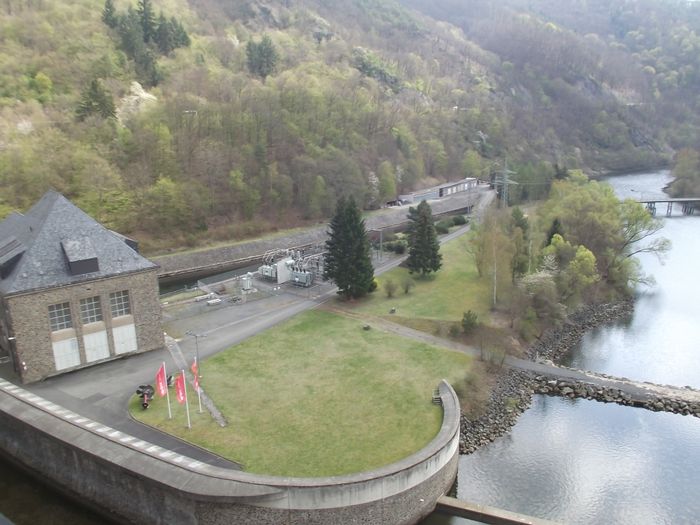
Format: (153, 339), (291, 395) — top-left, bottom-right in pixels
(0, 191), (163, 383)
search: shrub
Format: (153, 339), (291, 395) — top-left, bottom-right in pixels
(384, 278), (398, 298)
(385, 240), (407, 254)
(435, 223), (449, 235)
(401, 276), (414, 294)
(453, 215), (467, 225)
(461, 310), (479, 334)
(369, 279), (378, 293)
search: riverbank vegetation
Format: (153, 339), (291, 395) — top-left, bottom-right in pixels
(364, 171), (668, 350)
(135, 309), (471, 476)
(667, 148), (700, 198)
(467, 172), (669, 341)
(3, 0), (700, 250)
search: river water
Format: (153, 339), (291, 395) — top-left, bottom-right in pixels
(1, 171), (698, 524)
(424, 169), (700, 524)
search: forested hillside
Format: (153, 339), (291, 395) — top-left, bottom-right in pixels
(1, 0), (699, 252)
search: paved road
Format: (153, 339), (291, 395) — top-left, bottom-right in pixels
(15, 349), (242, 469)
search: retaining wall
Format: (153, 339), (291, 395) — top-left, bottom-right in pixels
(154, 190), (480, 283)
(0, 378), (459, 525)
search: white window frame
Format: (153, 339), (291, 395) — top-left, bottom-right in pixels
(79, 296), (103, 324)
(109, 290), (131, 318)
(48, 302), (72, 332)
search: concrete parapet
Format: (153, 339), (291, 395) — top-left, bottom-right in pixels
(0, 378), (459, 525)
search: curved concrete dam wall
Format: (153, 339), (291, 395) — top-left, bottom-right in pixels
(0, 378), (459, 525)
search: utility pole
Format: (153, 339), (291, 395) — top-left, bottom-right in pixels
(495, 158), (517, 208)
(492, 237), (497, 309)
(185, 330), (206, 377)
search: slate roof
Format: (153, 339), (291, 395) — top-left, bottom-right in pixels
(0, 191), (157, 296)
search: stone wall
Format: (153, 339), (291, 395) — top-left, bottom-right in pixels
(532, 376), (700, 416)
(0, 379), (459, 525)
(5, 268), (163, 383)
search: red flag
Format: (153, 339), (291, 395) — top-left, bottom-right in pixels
(193, 373), (200, 393)
(191, 359), (198, 376)
(155, 363), (167, 397)
(175, 372), (186, 404)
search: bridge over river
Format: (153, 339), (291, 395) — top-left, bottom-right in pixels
(637, 197), (700, 216)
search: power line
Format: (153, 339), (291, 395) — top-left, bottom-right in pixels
(494, 158), (517, 207)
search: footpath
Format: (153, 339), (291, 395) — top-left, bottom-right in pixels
(324, 305), (700, 417)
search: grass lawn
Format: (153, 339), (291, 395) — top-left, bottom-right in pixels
(132, 309), (471, 477)
(357, 234), (492, 323)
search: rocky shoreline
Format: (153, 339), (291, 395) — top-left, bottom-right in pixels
(459, 301), (634, 454)
(531, 376), (700, 417)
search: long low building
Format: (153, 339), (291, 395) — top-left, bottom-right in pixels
(0, 191), (163, 383)
(398, 177), (477, 205)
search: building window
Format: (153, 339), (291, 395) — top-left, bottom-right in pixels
(109, 290), (131, 317)
(48, 302), (72, 331)
(79, 296), (103, 324)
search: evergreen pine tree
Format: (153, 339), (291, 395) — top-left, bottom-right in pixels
(246, 40), (260, 76)
(137, 0), (156, 43)
(406, 200), (442, 276)
(76, 79), (116, 121)
(102, 0), (118, 28)
(117, 8), (160, 85)
(172, 18), (191, 48)
(155, 12), (174, 54)
(246, 35), (279, 81)
(118, 7), (145, 57)
(323, 197), (375, 299)
(545, 217), (564, 246)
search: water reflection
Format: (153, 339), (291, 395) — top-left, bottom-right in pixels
(454, 396), (700, 524)
(564, 215), (700, 386)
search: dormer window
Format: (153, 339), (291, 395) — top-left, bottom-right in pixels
(61, 237), (99, 275)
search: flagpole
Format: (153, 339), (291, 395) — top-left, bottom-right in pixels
(164, 362), (172, 419)
(195, 357), (202, 413)
(182, 369), (191, 429)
